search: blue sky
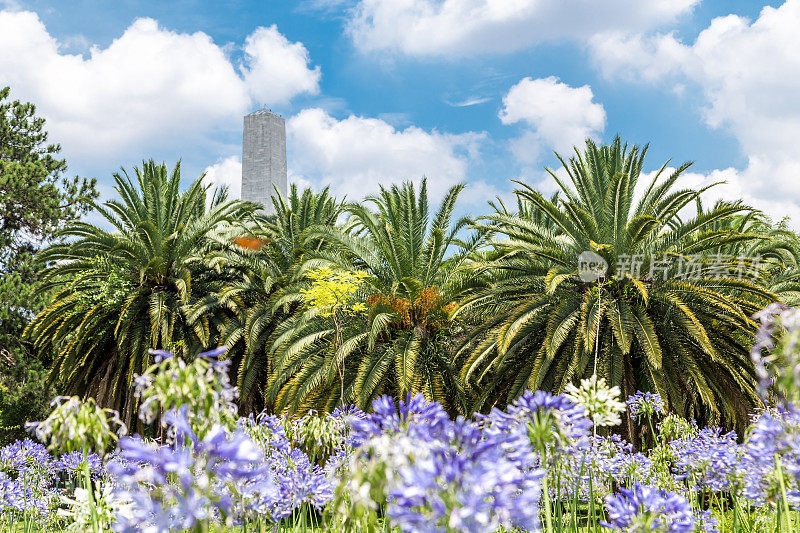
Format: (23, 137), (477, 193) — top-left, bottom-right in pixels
(1, 0), (798, 221)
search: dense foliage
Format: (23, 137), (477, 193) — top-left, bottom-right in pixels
(266, 180), (485, 415)
(189, 185), (346, 414)
(0, 348), (52, 444)
(21, 136), (800, 437)
(0, 86), (97, 444)
(3, 337), (800, 532)
(24, 161), (250, 424)
(457, 139), (775, 439)
(0, 86), (97, 265)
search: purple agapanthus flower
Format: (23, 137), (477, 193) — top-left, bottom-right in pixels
(350, 393), (453, 444)
(481, 390), (592, 468)
(147, 348), (174, 362)
(626, 392), (666, 423)
(0, 439), (57, 475)
(604, 450), (653, 487)
(110, 408), (272, 532)
(602, 484), (695, 533)
(670, 427), (741, 492)
(197, 346), (228, 359)
(0, 472), (51, 515)
(741, 407), (800, 503)
(58, 451), (105, 478)
(197, 346), (232, 370)
(495, 390), (592, 437)
(330, 404), (366, 420)
(559, 434), (638, 500)
(239, 411), (334, 523)
(386, 417), (543, 533)
(0, 439), (59, 515)
(695, 510), (720, 533)
(266, 446), (333, 521)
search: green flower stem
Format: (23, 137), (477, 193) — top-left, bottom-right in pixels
(541, 450), (553, 533)
(82, 449), (100, 533)
(775, 454), (792, 533)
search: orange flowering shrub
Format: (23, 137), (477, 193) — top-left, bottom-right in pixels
(367, 286), (451, 331)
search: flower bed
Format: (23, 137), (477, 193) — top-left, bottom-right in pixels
(1, 348), (798, 532)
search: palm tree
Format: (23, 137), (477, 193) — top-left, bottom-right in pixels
(188, 185), (345, 414)
(457, 138), (775, 438)
(268, 180), (484, 415)
(699, 204), (800, 306)
(25, 161), (247, 422)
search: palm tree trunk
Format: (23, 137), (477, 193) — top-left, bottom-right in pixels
(622, 354), (639, 450)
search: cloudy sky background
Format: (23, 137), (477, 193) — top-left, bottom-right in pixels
(1, 0), (797, 222)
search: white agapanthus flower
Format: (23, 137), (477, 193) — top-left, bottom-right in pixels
(58, 483), (128, 532)
(565, 375), (626, 428)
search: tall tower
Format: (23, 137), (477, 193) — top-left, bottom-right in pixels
(241, 109), (287, 214)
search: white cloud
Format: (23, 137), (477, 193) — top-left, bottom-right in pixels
(0, 10), (319, 160)
(459, 178), (511, 208)
(589, 32), (692, 83)
(203, 156), (243, 198)
(446, 96), (492, 107)
(242, 25), (321, 105)
(588, 0), (800, 223)
(639, 166), (800, 225)
(205, 108), (496, 206)
(347, 0), (699, 57)
(500, 77), (606, 163)
(286, 107), (488, 200)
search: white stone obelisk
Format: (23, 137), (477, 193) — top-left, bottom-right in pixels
(241, 109), (287, 214)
